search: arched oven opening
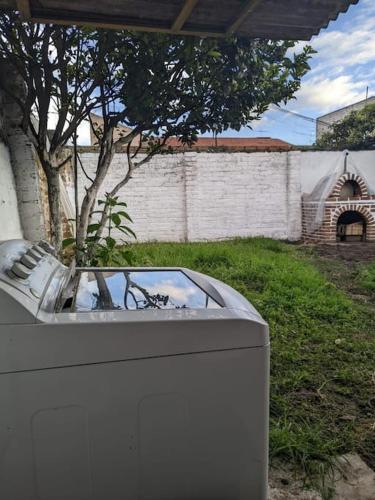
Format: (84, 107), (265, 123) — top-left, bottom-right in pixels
(337, 211), (366, 242)
(339, 180), (362, 200)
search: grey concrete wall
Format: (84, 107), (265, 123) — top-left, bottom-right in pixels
(6, 129), (47, 242)
(0, 77), (46, 243)
(317, 97), (375, 139)
(0, 141), (23, 240)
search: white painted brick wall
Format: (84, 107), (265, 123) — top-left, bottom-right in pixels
(287, 151), (302, 241)
(79, 150), (302, 242)
(79, 153), (188, 242)
(185, 152), (298, 241)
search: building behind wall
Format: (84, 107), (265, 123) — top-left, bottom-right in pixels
(316, 96), (375, 140)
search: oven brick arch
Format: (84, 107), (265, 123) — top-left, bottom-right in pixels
(329, 173), (369, 200)
(332, 204), (375, 225)
(302, 172), (375, 243)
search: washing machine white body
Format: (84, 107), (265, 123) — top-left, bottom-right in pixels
(0, 239), (269, 500)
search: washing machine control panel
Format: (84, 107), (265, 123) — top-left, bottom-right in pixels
(0, 239), (66, 322)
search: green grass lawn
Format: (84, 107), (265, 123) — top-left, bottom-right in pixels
(360, 261), (375, 293)
(130, 238), (375, 497)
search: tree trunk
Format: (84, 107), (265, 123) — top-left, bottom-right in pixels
(94, 163), (133, 241)
(75, 128), (115, 263)
(44, 163), (62, 254)
(76, 185), (99, 250)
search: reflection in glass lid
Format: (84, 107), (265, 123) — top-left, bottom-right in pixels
(74, 271), (222, 311)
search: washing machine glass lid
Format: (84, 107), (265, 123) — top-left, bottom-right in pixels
(73, 270), (222, 311)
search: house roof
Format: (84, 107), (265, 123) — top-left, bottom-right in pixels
(166, 136), (293, 151)
(0, 0), (358, 40)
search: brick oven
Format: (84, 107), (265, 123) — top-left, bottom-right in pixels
(302, 171), (375, 243)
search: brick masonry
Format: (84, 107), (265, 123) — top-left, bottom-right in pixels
(302, 172), (375, 242)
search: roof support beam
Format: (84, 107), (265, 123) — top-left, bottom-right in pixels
(172, 0), (199, 32)
(16, 0), (31, 20)
(30, 11), (226, 38)
(226, 0), (263, 35)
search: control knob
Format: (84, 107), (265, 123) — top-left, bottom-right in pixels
(32, 245), (48, 256)
(38, 240), (55, 254)
(26, 248), (43, 262)
(20, 254), (38, 269)
(10, 262), (31, 280)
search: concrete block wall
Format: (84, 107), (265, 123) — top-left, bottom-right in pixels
(78, 150), (302, 242)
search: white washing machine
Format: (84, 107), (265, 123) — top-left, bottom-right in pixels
(0, 239), (269, 500)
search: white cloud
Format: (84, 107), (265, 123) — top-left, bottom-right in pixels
(311, 25), (375, 69)
(146, 280), (197, 303)
(288, 1), (375, 116)
(250, 115), (270, 131)
(292, 75), (368, 114)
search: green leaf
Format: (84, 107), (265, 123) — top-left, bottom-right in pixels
(87, 223), (101, 233)
(208, 50), (221, 58)
(62, 237), (76, 249)
(86, 236), (100, 243)
(118, 225), (137, 239)
(105, 236), (116, 250)
(111, 213), (121, 226)
(107, 196), (118, 207)
(121, 249), (134, 265)
(117, 211), (133, 223)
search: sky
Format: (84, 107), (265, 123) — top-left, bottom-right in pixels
(221, 0), (375, 146)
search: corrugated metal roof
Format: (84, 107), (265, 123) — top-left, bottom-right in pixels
(0, 0), (359, 40)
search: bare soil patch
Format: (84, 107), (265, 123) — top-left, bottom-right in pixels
(312, 242), (375, 263)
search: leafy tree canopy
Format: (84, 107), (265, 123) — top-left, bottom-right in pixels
(0, 14), (314, 251)
(316, 103), (375, 151)
(104, 31), (314, 143)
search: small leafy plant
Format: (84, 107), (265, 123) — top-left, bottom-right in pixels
(63, 194), (136, 266)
